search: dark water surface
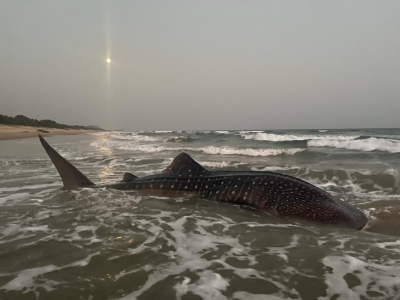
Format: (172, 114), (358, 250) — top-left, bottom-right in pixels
(1, 129), (400, 299)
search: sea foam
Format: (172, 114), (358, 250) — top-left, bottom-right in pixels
(198, 161), (231, 168)
(198, 146), (304, 157)
(110, 133), (161, 142)
(308, 137), (400, 153)
(90, 141), (303, 157)
(242, 132), (358, 142)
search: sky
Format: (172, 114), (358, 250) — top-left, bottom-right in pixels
(0, 1), (399, 131)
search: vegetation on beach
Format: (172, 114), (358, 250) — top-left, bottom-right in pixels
(0, 114), (101, 130)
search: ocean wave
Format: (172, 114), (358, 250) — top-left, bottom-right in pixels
(198, 146), (304, 157)
(110, 133), (162, 142)
(163, 136), (192, 143)
(356, 135), (400, 142)
(318, 130), (328, 133)
(308, 137), (400, 153)
(198, 161), (231, 168)
(242, 132), (358, 142)
(90, 141), (303, 157)
(110, 132), (191, 143)
(239, 130), (264, 134)
(214, 131), (231, 135)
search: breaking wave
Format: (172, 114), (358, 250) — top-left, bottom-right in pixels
(308, 137), (400, 153)
(163, 136), (192, 143)
(239, 130), (264, 133)
(198, 161), (231, 168)
(2, 128), (400, 299)
(110, 132), (162, 142)
(198, 146), (304, 157)
(109, 132), (191, 143)
(242, 132), (358, 142)
(90, 141), (303, 157)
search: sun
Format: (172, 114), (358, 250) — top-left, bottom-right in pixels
(106, 58), (111, 64)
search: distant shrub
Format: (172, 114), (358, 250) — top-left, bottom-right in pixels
(0, 114), (92, 130)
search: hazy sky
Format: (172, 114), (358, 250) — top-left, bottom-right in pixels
(1, 1), (399, 130)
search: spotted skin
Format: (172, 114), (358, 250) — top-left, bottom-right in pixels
(103, 153), (367, 229)
(38, 135), (367, 230)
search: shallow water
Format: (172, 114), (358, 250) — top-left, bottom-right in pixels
(1, 129), (400, 299)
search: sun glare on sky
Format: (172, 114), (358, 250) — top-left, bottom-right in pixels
(106, 58), (111, 64)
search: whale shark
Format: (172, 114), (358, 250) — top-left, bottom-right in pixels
(39, 135), (368, 229)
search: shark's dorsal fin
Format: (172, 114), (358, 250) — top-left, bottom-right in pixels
(122, 172), (137, 182)
(162, 153), (208, 175)
(38, 135), (95, 189)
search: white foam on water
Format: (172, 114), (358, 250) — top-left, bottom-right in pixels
(90, 141), (172, 153)
(199, 146), (304, 157)
(1, 265), (59, 292)
(242, 133), (358, 142)
(112, 210), (305, 298)
(119, 214), (265, 299)
(110, 132), (161, 142)
(35, 209), (62, 220)
(265, 235), (300, 261)
(384, 168), (400, 188)
(302, 173), (374, 202)
(215, 131), (231, 135)
(375, 240), (400, 254)
(163, 136), (189, 143)
(0, 192), (30, 205)
(233, 291), (285, 300)
(29, 198), (43, 202)
(2, 223), (25, 236)
(250, 166), (297, 172)
(0, 252), (99, 293)
(198, 161), (230, 168)
(90, 141), (304, 157)
(20, 225), (49, 232)
(174, 271), (229, 300)
(239, 130), (264, 134)
(68, 225), (103, 245)
(88, 131), (109, 136)
(322, 255), (400, 299)
(0, 182), (60, 193)
(245, 222), (303, 229)
(154, 130), (173, 133)
(308, 137), (400, 153)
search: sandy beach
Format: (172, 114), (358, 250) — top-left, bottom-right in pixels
(0, 124), (101, 141)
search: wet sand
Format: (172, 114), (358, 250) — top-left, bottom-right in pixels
(0, 125), (101, 141)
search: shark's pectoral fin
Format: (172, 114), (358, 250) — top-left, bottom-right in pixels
(162, 152), (209, 176)
(38, 135), (95, 189)
(121, 172), (137, 182)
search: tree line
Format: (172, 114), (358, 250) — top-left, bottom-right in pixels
(0, 114), (90, 130)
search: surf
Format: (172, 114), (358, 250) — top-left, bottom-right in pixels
(39, 135), (368, 229)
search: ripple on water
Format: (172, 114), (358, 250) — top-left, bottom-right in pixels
(1, 132), (400, 299)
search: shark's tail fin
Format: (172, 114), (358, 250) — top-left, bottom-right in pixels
(39, 135), (95, 189)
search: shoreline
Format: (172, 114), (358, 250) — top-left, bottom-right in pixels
(0, 125), (102, 141)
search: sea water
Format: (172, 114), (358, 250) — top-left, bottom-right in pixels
(1, 129), (400, 299)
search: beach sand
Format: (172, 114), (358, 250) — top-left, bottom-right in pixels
(0, 125), (101, 141)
